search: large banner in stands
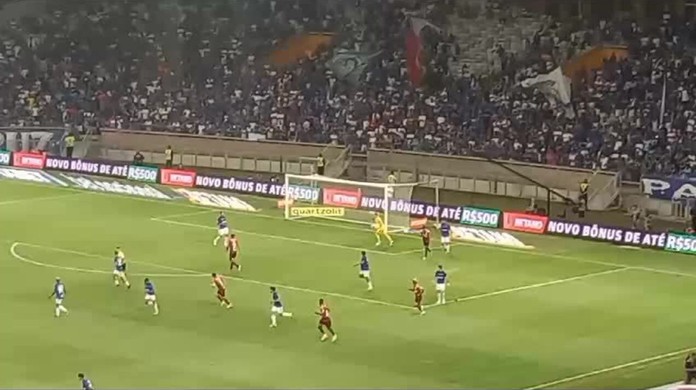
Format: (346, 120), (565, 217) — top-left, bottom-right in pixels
(546, 219), (666, 249)
(44, 156), (129, 178)
(0, 128), (64, 153)
(502, 212), (549, 234)
(13, 151), (46, 169)
(193, 173), (476, 223)
(664, 231), (696, 254)
(160, 168), (196, 187)
(641, 175), (696, 200)
(0, 150), (10, 166)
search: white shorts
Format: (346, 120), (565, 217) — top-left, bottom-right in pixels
(145, 294), (157, 302)
(441, 236), (451, 244)
(271, 306), (284, 314)
(436, 283), (446, 292)
(359, 270), (370, 278)
(218, 227), (229, 236)
(113, 270), (125, 278)
(55, 298), (63, 305)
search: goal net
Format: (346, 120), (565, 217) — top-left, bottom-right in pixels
(283, 174), (434, 233)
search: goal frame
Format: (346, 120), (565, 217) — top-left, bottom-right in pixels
(283, 173), (439, 231)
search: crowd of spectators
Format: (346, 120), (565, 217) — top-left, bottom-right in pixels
(3, 0), (696, 180)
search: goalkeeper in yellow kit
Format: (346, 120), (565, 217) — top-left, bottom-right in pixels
(372, 212), (394, 247)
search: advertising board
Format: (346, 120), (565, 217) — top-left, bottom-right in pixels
(459, 207), (500, 228)
(502, 212), (548, 234)
(126, 165), (158, 183)
(664, 231), (696, 254)
(0, 150), (10, 166)
(44, 157), (129, 178)
(160, 169), (197, 187)
(322, 188), (362, 208)
(289, 207), (345, 217)
(546, 220), (667, 249)
(13, 151), (46, 169)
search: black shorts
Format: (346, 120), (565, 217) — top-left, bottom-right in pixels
(317, 166), (325, 175)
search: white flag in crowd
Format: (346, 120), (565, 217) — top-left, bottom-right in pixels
(521, 67), (574, 117)
(327, 49), (381, 85)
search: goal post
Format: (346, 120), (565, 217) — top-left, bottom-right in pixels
(283, 173), (439, 232)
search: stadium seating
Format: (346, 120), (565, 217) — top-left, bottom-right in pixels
(2, 0), (696, 181)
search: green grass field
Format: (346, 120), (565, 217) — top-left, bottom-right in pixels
(2, 177), (696, 389)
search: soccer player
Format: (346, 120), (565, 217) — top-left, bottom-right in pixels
(372, 212), (393, 247)
(49, 277), (69, 318)
(211, 273), (232, 308)
(213, 212), (230, 247)
(354, 250), (373, 291)
(269, 286), (293, 328)
(439, 221), (452, 253)
(143, 278), (159, 315)
(316, 298), (337, 342)
(77, 373), (94, 390)
(226, 234), (241, 272)
(421, 226), (432, 260)
(434, 265), (448, 304)
(112, 247), (131, 288)
(409, 278), (426, 315)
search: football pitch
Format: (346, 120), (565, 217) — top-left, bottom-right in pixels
(3, 178), (696, 389)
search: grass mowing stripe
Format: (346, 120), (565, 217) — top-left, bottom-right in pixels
(10, 241), (412, 310)
(150, 210), (696, 280)
(7, 179), (696, 280)
(425, 267), (629, 309)
(150, 217), (399, 256)
(0, 192), (83, 206)
(523, 346), (696, 390)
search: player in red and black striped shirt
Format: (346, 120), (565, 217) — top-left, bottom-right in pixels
(316, 298), (337, 342)
(420, 226), (432, 260)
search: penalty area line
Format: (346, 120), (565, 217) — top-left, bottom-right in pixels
(523, 345), (696, 390)
(424, 267), (629, 310)
(150, 217), (402, 256)
(10, 242), (411, 310)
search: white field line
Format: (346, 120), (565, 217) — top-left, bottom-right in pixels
(9, 242), (411, 310)
(147, 209), (215, 220)
(151, 208), (696, 280)
(7, 179), (696, 282)
(391, 243), (466, 255)
(523, 346), (696, 390)
(10, 242), (206, 278)
(150, 217), (400, 256)
(424, 267), (629, 309)
(0, 192), (83, 206)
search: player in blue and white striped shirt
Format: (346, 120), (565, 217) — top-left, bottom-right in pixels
(78, 373), (93, 390)
(435, 265), (448, 304)
(354, 251), (373, 291)
(269, 287), (293, 328)
(439, 222), (452, 253)
(144, 278), (159, 315)
(49, 277), (69, 317)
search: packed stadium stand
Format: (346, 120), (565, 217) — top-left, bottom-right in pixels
(1, 0), (695, 181)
